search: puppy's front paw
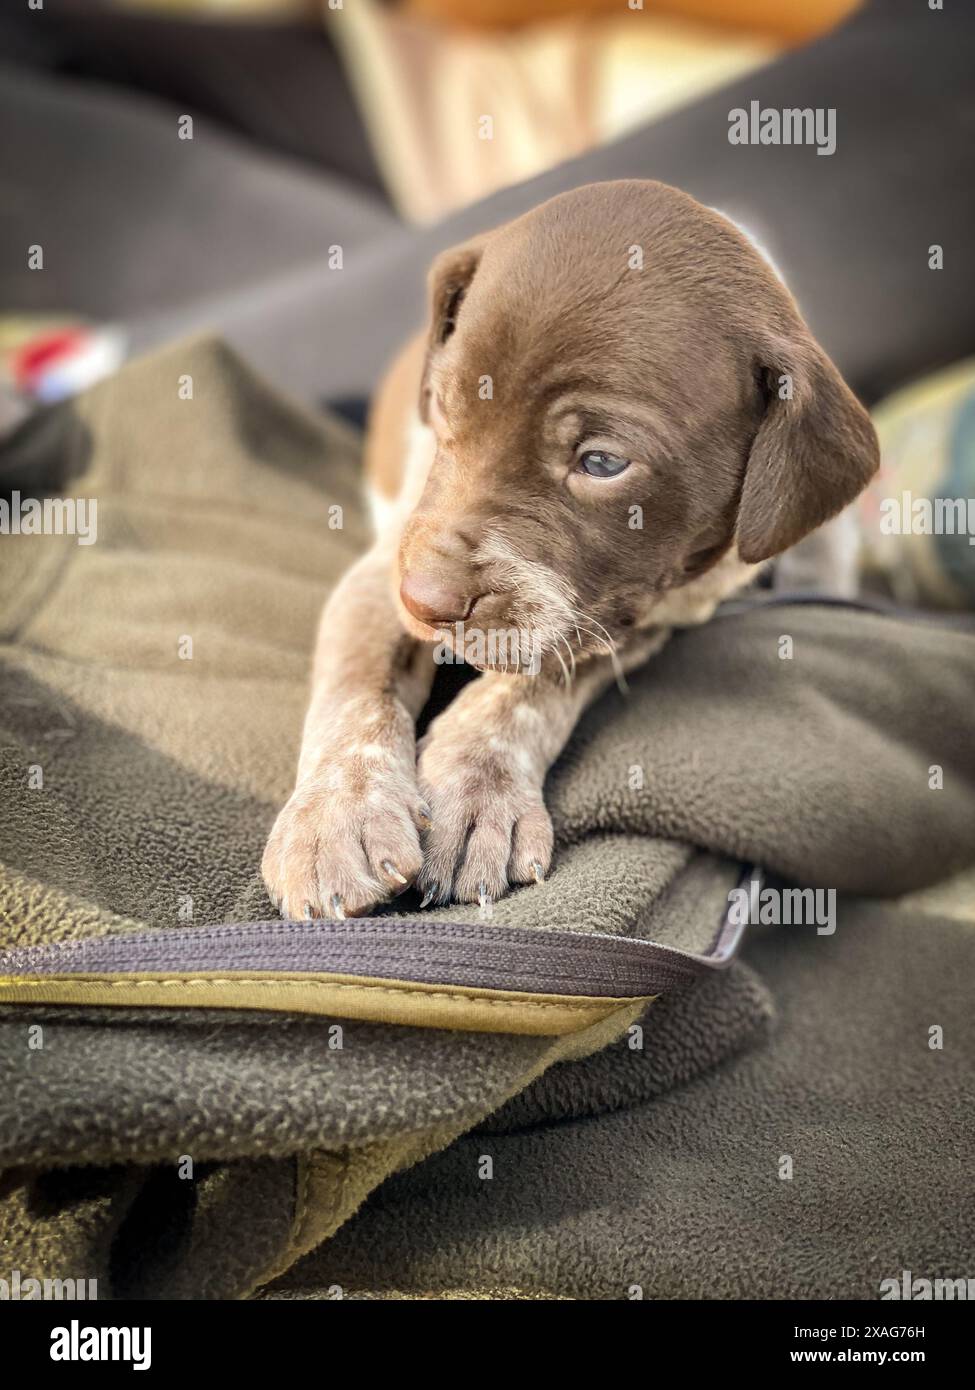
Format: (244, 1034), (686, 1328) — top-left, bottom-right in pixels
(262, 707), (428, 921)
(415, 704), (553, 907)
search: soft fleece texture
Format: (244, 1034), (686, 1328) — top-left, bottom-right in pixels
(1, 339), (973, 1298)
(263, 898), (975, 1301)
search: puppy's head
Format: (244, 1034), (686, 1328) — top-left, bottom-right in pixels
(397, 180), (878, 673)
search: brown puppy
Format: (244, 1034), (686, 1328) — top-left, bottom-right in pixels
(262, 179), (878, 921)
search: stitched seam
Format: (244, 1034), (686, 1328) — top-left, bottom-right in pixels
(0, 977), (626, 1013)
(0, 955), (692, 995)
(4, 920), (691, 958)
(0, 933), (690, 977)
(4, 954), (665, 989)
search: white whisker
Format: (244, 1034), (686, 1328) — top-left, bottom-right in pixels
(552, 644), (570, 687)
(556, 631), (576, 683)
(571, 608), (629, 694)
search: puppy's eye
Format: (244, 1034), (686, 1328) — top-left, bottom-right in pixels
(578, 450), (631, 479)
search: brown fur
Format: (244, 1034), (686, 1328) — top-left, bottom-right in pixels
(262, 179), (879, 919)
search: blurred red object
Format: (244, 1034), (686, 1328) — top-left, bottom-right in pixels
(10, 327), (89, 391)
(7, 324), (125, 402)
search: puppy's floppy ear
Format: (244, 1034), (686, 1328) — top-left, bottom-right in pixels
(735, 330), (879, 564)
(419, 234), (488, 423)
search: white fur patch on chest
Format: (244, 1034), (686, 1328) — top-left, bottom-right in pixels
(366, 411), (435, 540)
(644, 547), (761, 628)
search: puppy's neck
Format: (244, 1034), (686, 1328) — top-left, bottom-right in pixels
(631, 546), (761, 631)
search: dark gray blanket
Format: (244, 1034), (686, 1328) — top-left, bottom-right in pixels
(264, 896), (975, 1300)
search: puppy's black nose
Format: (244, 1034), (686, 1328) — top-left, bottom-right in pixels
(400, 572), (472, 626)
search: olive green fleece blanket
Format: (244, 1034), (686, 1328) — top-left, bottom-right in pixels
(262, 894), (975, 1301)
(1, 338), (974, 1300)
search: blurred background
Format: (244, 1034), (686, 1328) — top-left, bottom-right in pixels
(2, 0), (974, 605)
(3, 0), (859, 226)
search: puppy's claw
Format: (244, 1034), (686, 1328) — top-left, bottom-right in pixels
(416, 802), (433, 829)
(478, 882), (491, 909)
(330, 893), (347, 922)
(531, 860), (545, 883)
(419, 884), (439, 910)
(381, 859), (408, 885)
(302, 903), (315, 921)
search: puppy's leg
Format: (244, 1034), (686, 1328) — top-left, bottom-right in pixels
(416, 630), (668, 906)
(262, 537), (434, 920)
